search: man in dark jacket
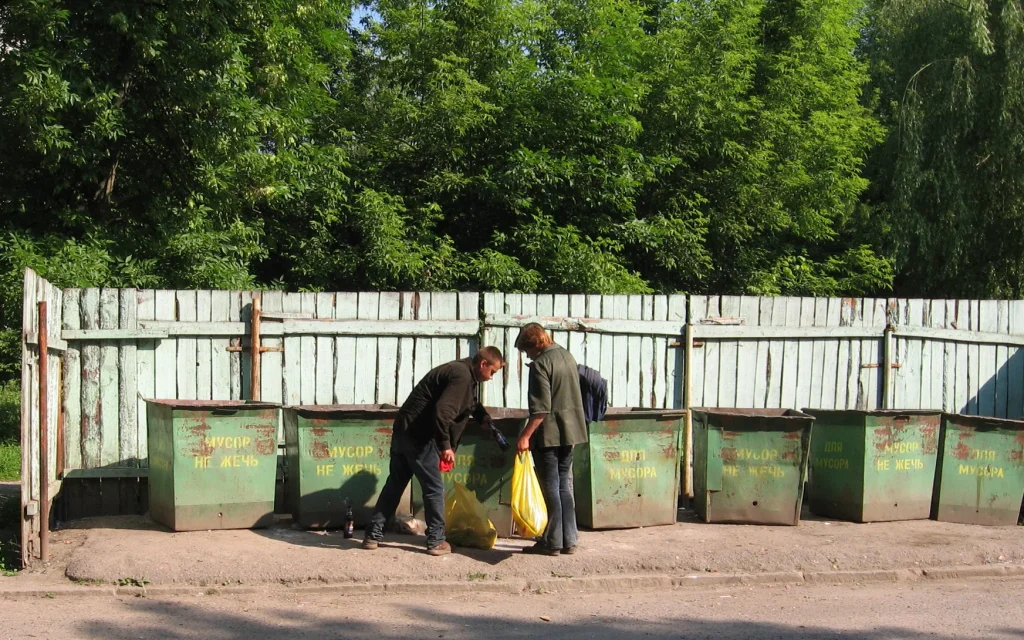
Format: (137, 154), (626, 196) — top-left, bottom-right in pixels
(362, 346), (504, 555)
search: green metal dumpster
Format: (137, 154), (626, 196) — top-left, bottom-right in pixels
(692, 409), (814, 525)
(932, 413), (1024, 526)
(146, 400), (279, 531)
(413, 408), (526, 537)
(573, 409), (684, 529)
(283, 405), (409, 529)
(804, 410), (940, 522)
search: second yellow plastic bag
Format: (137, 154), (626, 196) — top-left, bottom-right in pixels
(511, 451), (548, 538)
(444, 482), (497, 550)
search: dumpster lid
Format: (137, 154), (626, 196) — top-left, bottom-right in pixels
(692, 408), (810, 418)
(289, 404), (402, 419)
(943, 413), (1024, 430)
(287, 405), (529, 420)
(803, 409), (941, 418)
(144, 399), (280, 410)
(604, 407), (687, 418)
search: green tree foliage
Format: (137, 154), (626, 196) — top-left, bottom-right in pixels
(864, 0), (1024, 297)
(0, 0), (890, 381)
(0, 0), (351, 371)
(338, 0), (888, 295)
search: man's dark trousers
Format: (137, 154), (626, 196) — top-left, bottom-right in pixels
(365, 431), (446, 547)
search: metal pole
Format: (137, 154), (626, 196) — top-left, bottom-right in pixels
(882, 325), (893, 409)
(683, 323), (694, 498)
(37, 301), (49, 564)
(250, 295), (262, 401)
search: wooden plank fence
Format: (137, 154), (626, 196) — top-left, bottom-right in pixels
(19, 270), (1024, 566)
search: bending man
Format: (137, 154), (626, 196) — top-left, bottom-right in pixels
(362, 346), (504, 555)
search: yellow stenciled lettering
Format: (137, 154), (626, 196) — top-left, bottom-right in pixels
(329, 446), (375, 459)
(316, 464), (334, 476)
(736, 448), (779, 461)
(193, 456), (210, 468)
(876, 459), (890, 470)
(608, 467), (658, 480)
(723, 465), (739, 477)
(958, 464), (1005, 478)
(894, 458), (924, 471)
(884, 442), (920, 454)
(204, 436), (252, 450)
(748, 465), (785, 478)
(824, 441), (843, 453)
(813, 457), (850, 470)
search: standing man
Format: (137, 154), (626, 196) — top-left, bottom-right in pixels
(515, 323), (587, 556)
(362, 346), (504, 556)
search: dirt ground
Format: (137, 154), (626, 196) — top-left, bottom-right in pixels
(3, 506), (1020, 588)
(4, 577), (1024, 640)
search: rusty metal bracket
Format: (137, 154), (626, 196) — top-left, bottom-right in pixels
(225, 345), (283, 353)
(251, 296), (262, 401)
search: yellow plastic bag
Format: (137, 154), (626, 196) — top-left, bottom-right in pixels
(444, 482), (497, 550)
(511, 451), (548, 538)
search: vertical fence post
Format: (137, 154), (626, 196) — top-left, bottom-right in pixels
(250, 295), (262, 401)
(882, 325), (893, 409)
(37, 300), (49, 564)
(683, 322), (694, 498)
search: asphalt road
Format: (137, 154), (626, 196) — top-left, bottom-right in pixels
(3, 577), (1024, 639)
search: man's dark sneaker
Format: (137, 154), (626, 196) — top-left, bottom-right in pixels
(427, 541), (452, 556)
(522, 543), (560, 556)
(562, 545), (578, 555)
(361, 539), (379, 550)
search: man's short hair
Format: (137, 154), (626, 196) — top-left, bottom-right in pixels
(514, 322), (553, 351)
(473, 346), (504, 367)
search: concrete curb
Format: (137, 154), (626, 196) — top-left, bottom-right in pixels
(2, 564), (1023, 599)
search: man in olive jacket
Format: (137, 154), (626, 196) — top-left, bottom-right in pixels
(363, 346), (504, 555)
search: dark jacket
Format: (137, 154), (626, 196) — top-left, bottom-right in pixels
(577, 364), (608, 424)
(394, 358), (480, 451)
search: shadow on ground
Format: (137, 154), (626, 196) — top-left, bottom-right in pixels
(74, 598), (1024, 640)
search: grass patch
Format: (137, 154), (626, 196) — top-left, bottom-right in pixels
(0, 494), (18, 576)
(0, 443), (19, 482)
(0, 379), (19, 482)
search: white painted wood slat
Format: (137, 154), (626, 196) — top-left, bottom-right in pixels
(98, 288), (120, 466)
(62, 290), (82, 471)
(210, 290), (231, 401)
(283, 292), (302, 407)
(355, 293), (380, 404)
(377, 292), (401, 405)
(315, 293), (335, 405)
(334, 292), (358, 405)
(300, 292), (317, 405)
(118, 289), (138, 465)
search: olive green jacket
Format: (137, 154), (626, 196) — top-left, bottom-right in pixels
(527, 345), (588, 448)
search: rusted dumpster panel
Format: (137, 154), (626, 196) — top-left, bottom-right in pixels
(806, 410), (940, 522)
(932, 413), (1024, 526)
(146, 400), (279, 531)
(692, 409), (813, 525)
(573, 409), (683, 529)
(283, 405), (406, 529)
(413, 408), (526, 537)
